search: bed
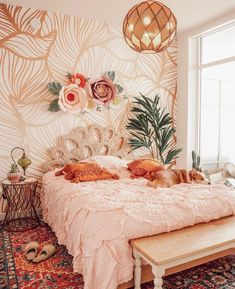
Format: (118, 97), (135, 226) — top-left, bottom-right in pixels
(41, 125), (235, 289)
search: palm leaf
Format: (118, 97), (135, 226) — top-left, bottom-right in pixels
(126, 93), (181, 164)
(165, 148), (182, 164)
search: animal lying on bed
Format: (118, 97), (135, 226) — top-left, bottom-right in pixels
(55, 163), (119, 183)
(148, 169), (209, 188)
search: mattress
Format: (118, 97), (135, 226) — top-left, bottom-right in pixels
(41, 170), (235, 289)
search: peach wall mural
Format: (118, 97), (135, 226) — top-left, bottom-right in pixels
(0, 3), (177, 214)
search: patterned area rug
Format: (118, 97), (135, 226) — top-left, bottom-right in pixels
(1, 221), (235, 289)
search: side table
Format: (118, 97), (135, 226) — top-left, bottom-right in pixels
(2, 178), (40, 232)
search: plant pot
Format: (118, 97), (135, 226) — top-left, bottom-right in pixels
(7, 172), (21, 183)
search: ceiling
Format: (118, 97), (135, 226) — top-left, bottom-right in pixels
(2, 0), (235, 33)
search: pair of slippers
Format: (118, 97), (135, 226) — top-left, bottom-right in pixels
(24, 241), (56, 263)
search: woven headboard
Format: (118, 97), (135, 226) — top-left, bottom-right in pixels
(44, 125), (132, 171)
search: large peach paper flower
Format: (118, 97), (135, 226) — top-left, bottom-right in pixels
(58, 84), (88, 113)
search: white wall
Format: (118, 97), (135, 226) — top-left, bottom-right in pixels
(3, 0), (235, 33)
(176, 11), (235, 169)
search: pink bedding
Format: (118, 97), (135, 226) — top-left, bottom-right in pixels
(41, 171), (235, 289)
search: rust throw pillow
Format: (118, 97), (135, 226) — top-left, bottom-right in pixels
(127, 158), (165, 179)
(55, 162), (119, 183)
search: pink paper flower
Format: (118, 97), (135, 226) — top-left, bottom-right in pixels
(89, 76), (117, 106)
(58, 84), (88, 113)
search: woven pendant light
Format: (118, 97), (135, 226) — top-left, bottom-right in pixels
(123, 0), (177, 53)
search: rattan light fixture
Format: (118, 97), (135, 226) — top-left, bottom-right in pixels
(123, 0), (177, 53)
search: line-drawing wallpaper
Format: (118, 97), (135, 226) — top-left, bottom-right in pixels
(0, 3), (177, 213)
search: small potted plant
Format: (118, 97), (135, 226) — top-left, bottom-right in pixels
(7, 163), (21, 183)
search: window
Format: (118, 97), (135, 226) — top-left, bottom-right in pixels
(198, 23), (235, 169)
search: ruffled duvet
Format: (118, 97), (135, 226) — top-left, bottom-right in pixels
(41, 171), (235, 289)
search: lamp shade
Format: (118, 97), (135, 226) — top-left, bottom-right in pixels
(123, 0), (177, 53)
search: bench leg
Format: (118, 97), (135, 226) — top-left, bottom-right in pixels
(152, 266), (165, 289)
(133, 249), (141, 289)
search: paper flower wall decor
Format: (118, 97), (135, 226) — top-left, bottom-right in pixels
(48, 71), (125, 113)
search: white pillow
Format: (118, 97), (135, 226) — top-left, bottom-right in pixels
(209, 172), (224, 184)
(82, 155), (128, 170)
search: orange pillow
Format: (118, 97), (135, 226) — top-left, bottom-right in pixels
(55, 162), (119, 183)
(127, 158), (165, 179)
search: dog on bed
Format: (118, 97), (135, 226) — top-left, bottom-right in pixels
(148, 169), (210, 188)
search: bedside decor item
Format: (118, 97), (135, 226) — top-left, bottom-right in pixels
(126, 94), (181, 165)
(11, 146), (32, 177)
(192, 150), (202, 172)
(48, 71), (125, 113)
(2, 178), (40, 232)
(7, 163), (21, 183)
(123, 0), (177, 53)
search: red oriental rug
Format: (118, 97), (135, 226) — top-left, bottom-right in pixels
(1, 221), (235, 289)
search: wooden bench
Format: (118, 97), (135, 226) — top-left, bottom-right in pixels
(131, 216), (235, 289)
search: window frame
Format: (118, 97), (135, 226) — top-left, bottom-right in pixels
(197, 21), (235, 168)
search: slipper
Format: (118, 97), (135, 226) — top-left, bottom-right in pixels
(24, 241), (39, 261)
(32, 244), (56, 263)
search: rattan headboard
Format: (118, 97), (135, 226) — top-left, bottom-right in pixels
(44, 125), (132, 171)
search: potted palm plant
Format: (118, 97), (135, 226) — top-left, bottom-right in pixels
(127, 93), (182, 165)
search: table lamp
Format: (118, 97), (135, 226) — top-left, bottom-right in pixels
(11, 146), (32, 178)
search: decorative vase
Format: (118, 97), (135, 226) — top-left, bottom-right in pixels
(7, 172), (21, 183)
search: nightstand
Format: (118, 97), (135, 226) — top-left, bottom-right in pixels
(2, 178), (40, 232)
